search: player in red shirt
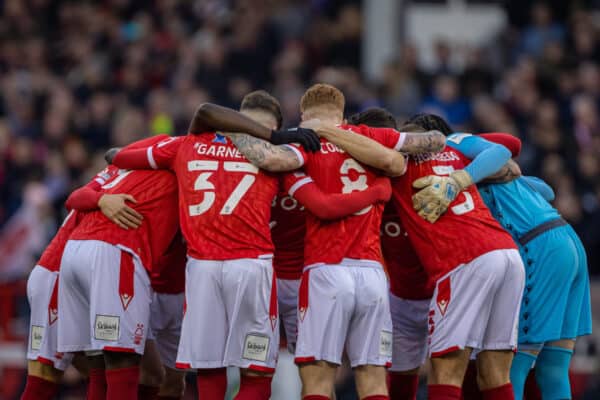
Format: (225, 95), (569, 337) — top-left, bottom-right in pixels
(224, 84), (443, 400)
(57, 134), (180, 400)
(20, 162), (139, 400)
(313, 115), (524, 400)
(112, 91), (391, 400)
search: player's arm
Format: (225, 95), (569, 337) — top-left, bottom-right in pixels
(112, 135), (180, 170)
(480, 159), (522, 184)
(290, 177), (392, 220)
(479, 133), (522, 158)
(190, 103), (320, 151)
(302, 122), (407, 177)
(412, 134), (511, 223)
(225, 133), (304, 172)
(521, 176), (555, 201)
(397, 131), (446, 154)
(66, 169), (143, 230)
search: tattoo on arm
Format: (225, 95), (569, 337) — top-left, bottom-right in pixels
(401, 131), (446, 154)
(227, 133), (302, 172)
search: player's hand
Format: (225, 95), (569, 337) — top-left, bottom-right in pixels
(481, 159), (521, 184)
(270, 127), (321, 152)
(411, 170), (473, 223)
(98, 194), (143, 229)
(372, 177), (392, 202)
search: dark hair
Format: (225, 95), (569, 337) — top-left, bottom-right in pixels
(348, 107), (397, 129)
(240, 90), (283, 129)
(398, 123), (427, 133)
(104, 147), (120, 164)
(404, 113), (453, 136)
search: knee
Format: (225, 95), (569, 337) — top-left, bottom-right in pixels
(299, 362), (336, 395)
(354, 365), (388, 398)
(535, 347), (573, 397)
(477, 367), (509, 390)
(140, 361), (166, 387)
(27, 360), (63, 383)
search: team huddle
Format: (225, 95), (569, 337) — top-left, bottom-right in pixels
(21, 84), (592, 400)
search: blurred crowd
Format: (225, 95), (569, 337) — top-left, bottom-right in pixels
(0, 0), (598, 286)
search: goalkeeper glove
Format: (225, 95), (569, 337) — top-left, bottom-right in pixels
(411, 170), (473, 223)
(270, 127), (321, 152)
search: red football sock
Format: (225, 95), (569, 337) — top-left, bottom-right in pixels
(428, 384), (461, 400)
(302, 396), (330, 400)
(197, 368), (227, 400)
(20, 375), (59, 400)
(461, 362), (482, 400)
(156, 396), (180, 400)
(361, 396), (389, 400)
(138, 384), (159, 399)
(481, 383), (513, 400)
(234, 374), (273, 400)
(105, 366), (140, 400)
(87, 368), (107, 400)
(389, 372), (419, 400)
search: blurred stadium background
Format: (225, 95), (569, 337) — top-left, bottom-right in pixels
(0, 0), (598, 399)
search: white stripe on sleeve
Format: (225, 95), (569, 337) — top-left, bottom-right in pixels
(283, 144), (305, 167)
(147, 147), (158, 169)
(288, 177), (313, 197)
(394, 131), (407, 151)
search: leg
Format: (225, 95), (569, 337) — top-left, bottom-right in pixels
(20, 361), (62, 400)
(299, 361), (338, 398)
(535, 339), (575, 400)
(104, 351), (142, 400)
(87, 353), (107, 400)
(462, 360), (482, 400)
(235, 368), (274, 400)
(476, 350), (515, 399)
(157, 367), (186, 399)
(139, 339), (165, 398)
(509, 347), (540, 400)
(389, 368), (420, 400)
(354, 364), (388, 399)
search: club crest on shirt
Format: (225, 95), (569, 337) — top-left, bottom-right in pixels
(48, 307), (58, 325)
(213, 133), (227, 144)
(436, 276), (451, 316)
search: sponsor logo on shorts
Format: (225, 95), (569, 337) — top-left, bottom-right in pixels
(436, 277), (451, 316)
(94, 315), (120, 341)
(379, 330), (393, 357)
(242, 334), (270, 362)
(31, 326), (44, 350)
(133, 323), (144, 345)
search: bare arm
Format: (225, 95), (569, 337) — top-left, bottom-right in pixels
(226, 133), (303, 172)
(400, 131), (446, 154)
(314, 125), (406, 177)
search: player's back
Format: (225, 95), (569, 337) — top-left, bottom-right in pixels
(271, 178), (306, 279)
(479, 177), (561, 238)
(293, 124), (402, 266)
(171, 133), (278, 260)
(392, 145), (517, 281)
(381, 202), (433, 300)
(71, 169), (179, 271)
(37, 210), (84, 272)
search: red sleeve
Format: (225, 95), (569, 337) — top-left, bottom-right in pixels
(358, 125), (407, 150)
(479, 133), (521, 158)
(113, 136), (182, 170)
(64, 165), (120, 211)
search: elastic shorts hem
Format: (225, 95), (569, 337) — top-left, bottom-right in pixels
(389, 360), (424, 372)
(294, 354), (341, 365)
(57, 345), (92, 353)
(464, 341), (516, 351)
(349, 358), (391, 368)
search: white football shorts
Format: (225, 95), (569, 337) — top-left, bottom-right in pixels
(149, 292), (184, 369)
(176, 257), (279, 372)
(428, 249), (525, 357)
(276, 278), (300, 353)
(389, 294), (430, 372)
(57, 240), (153, 355)
(26, 265), (74, 371)
(295, 261), (393, 368)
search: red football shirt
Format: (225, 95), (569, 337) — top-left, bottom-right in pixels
(144, 133), (278, 260)
(151, 232), (186, 294)
(391, 145), (517, 282)
(381, 202), (433, 300)
(69, 168), (179, 272)
(290, 124), (406, 267)
(271, 173), (312, 280)
(37, 166), (121, 272)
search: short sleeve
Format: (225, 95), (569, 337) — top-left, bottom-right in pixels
(364, 127), (407, 151)
(148, 136), (183, 169)
(282, 171), (313, 197)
